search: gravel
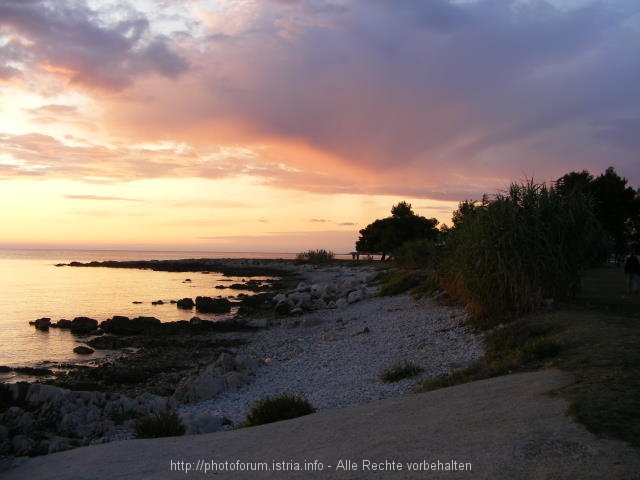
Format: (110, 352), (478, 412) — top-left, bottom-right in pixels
(180, 270), (484, 426)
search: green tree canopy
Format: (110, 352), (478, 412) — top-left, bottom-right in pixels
(356, 202), (439, 258)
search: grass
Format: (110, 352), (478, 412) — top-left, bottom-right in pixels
(419, 264), (640, 449)
(243, 393), (315, 427)
(380, 361), (424, 383)
(132, 407), (186, 439)
(295, 249), (335, 264)
(377, 269), (437, 298)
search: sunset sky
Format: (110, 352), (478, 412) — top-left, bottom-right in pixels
(1, 0), (639, 253)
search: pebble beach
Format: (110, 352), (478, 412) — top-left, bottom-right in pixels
(180, 263), (484, 427)
(1, 259), (484, 460)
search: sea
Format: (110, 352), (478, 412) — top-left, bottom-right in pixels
(0, 248), (347, 382)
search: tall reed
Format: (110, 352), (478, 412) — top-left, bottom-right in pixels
(436, 180), (609, 325)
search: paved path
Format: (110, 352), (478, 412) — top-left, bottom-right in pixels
(3, 369), (639, 479)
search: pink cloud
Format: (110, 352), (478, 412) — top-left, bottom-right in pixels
(3, 0), (640, 199)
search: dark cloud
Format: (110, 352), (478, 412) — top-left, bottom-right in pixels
(0, 0), (188, 91)
(181, 0), (640, 190)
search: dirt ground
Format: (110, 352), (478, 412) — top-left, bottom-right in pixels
(3, 369), (640, 479)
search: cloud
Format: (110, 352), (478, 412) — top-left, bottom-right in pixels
(4, 0), (640, 202)
(94, 0), (640, 197)
(64, 194), (144, 202)
(0, 0), (188, 91)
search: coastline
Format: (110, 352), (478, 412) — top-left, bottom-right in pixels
(1, 258), (483, 462)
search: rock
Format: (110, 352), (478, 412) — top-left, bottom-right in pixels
(181, 411), (226, 435)
(47, 436), (74, 454)
(34, 317), (51, 331)
(195, 296), (231, 314)
(296, 281), (310, 292)
(272, 293), (287, 303)
(56, 319), (72, 329)
(70, 317), (98, 334)
(177, 298), (194, 309)
(310, 284), (324, 298)
(151, 300), (165, 305)
(233, 354), (260, 374)
(224, 371), (250, 391)
(275, 301), (291, 315)
(87, 335), (131, 350)
(175, 373), (225, 403)
(246, 317), (268, 329)
(73, 345), (94, 355)
(101, 316), (161, 335)
(289, 292), (312, 309)
(0, 425), (8, 442)
(347, 288), (365, 304)
(13, 367), (53, 376)
(24, 384), (67, 406)
(12, 435), (36, 456)
(213, 352), (235, 373)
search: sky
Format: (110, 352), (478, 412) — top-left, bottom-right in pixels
(1, 0), (639, 253)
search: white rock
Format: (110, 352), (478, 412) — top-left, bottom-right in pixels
(25, 384), (67, 406)
(224, 371), (250, 391)
(347, 289), (364, 304)
(181, 411), (226, 435)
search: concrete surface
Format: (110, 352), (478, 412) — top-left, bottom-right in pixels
(3, 369), (640, 479)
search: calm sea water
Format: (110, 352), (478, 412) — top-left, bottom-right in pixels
(0, 248), (310, 378)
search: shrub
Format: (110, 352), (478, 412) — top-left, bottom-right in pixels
(295, 249), (335, 264)
(243, 393), (315, 427)
(436, 180), (609, 325)
(393, 238), (437, 269)
(379, 360), (424, 383)
(133, 407), (186, 439)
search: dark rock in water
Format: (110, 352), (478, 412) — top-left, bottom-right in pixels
(100, 315), (161, 335)
(33, 318), (51, 331)
(13, 367), (54, 376)
(275, 301), (292, 316)
(183, 278), (192, 283)
(73, 345), (94, 355)
(151, 300), (164, 305)
(195, 296), (231, 314)
(236, 292), (273, 316)
(132, 301), (143, 304)
(70, 317), (98, 334)
(56, 319), (72, 329)
(87, 335), (132, 350)
(214, 285), (226, 289)
(0, 366), (11, 373)
(176, 298), (195, 309)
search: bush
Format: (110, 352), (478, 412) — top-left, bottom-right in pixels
(379, 360), (424, 383)
(133, 407), (186, 439)
(243, 393), (315, 427)
(393, 238), (437, 269)
(295, 249), (335, 264)
(436, 180), (609, 325)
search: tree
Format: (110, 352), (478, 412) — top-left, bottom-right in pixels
(556, 167), (640, 253)
(356, 202), (439, 260)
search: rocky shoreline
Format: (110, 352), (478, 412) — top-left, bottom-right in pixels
(1, 259), (484, 462)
